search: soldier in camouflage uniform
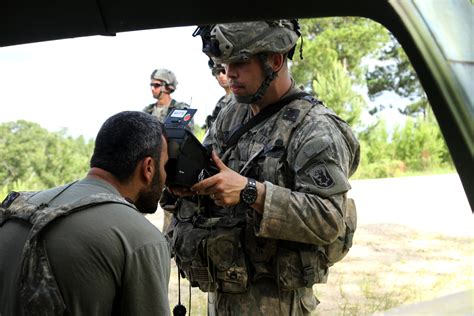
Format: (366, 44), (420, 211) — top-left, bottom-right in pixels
(204, 61), (233, 130)
(144, 68), (194, 127)
(143, 68), (193, 232)
(0, 111), (171, 316)
(166, 20), (360, 315)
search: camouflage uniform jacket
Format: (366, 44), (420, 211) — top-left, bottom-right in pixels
(205, 93), (234, 130)
(205, 85), (359, 246)
(203, 85), (360, 314)
(143, 99), (194, 129)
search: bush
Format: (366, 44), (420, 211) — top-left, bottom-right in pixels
(392, 118), (450, 171)
(354, 117), (454, 179)
(0, 120), (93, 199)
(354, 159), (406, 179)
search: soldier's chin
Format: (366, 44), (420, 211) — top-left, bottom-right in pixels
(235, 94), (255, 104)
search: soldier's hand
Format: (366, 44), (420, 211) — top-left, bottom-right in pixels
(191, 151), (247, 206)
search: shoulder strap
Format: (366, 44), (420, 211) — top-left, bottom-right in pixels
(224, 92), (311, 149)
(0, 191), (39, 225)
(144, 103), (155, 114)
(217, 95), (226, 103)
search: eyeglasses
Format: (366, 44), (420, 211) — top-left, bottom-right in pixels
(212, 68), (226, 76)
(150, 83), (164, 89)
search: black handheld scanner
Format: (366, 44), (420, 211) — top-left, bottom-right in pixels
(164, 108), (219, 188)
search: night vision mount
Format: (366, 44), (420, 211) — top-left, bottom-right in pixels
(164, 108), (218, 188)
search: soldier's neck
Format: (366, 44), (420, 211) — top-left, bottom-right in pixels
(157, 95), (172, 107)
(250, 76), (292, 116)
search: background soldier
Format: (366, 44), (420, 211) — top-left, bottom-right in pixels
(167, 20), (360, 315)
(143, 68), (193, 232)
(204, 60), (233, 130)
(144, 68), (194, 127)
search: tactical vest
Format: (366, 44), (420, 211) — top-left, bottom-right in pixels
(168, 94), (357, 293)
(0, 185), (135, 315)
(144, 100), (190, 121)
(205, 94), (234, 130)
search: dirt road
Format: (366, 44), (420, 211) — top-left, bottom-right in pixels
(348, 173), (472, 237)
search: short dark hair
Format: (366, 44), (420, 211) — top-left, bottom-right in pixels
(90, 111), (165, 182)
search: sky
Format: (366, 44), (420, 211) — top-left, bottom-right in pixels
(0, 26), (224, 139)
(0, 24), (407, 140)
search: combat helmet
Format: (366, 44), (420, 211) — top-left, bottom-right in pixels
(150, 68), (178, 92)
(193, 20), (301, 103)
(194, 20), (301, 65)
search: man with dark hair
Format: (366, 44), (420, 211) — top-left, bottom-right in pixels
(0, 111), (171, 316)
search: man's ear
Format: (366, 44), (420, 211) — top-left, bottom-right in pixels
(270, 53), (285, 72)
(163, 85), (173, 95)
(141, 156), (155, 184)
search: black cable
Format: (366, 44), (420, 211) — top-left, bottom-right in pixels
(173, 271), (187, 315)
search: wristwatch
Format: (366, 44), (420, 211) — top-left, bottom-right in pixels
(240, 177), (258, 205)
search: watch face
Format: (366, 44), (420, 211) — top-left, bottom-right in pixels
(242, 188), (257, 204)
(241, 178), (257, 205)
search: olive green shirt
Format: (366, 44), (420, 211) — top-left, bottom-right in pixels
(0, 178), (171, 316)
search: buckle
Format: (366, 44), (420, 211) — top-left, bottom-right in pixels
(302, 265), (315, 287)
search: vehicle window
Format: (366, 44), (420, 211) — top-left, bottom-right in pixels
(413, 0), (473, 106)
(0, 17), (471, 315)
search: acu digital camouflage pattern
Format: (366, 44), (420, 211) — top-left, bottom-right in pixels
(0, 188), (135, 315)
(143, 99), (191, 124)
(205, 93), (234, 130)
(200, 85), (360, 315)
(151, 68), (178, 91)
(208, 20), (300, 65)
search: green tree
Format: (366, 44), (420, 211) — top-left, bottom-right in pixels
(293, 17), (390, 87)
(392, 117), (450, 171)
(355, 120), (406, 179)
(291, 17), (390, 126)
(365, 36), (430, 120)
(0, 120), (49, 188)
(291, 17), (454, 178)
(0, 120), (93, 192)
(32, 130), (93, 187)
(312, 58), (365, 126)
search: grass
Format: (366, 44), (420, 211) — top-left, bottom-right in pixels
(396, 165), (456, 178)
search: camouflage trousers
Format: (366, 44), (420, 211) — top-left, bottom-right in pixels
(208, 277), (319, 315)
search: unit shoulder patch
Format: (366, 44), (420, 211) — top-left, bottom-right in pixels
(310, 164), (335, 188)
(282, 108), (300, 122)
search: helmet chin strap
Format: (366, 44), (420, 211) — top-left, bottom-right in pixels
(154, 87), (172, 102)
(234, 53), (277, 104)
(154, 91), (164, 100)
